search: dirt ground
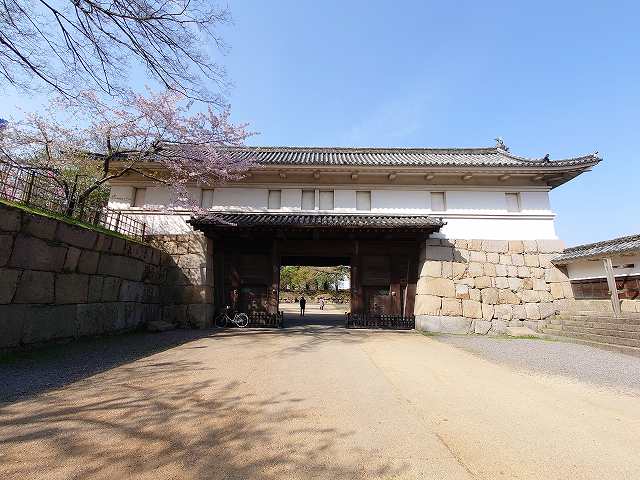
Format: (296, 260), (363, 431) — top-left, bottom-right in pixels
(1, 309), (639, 479)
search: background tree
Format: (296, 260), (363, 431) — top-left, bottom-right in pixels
(0, 0), (231, 102)
(0, 89), (253, 214)
(280, 266), (350, 292)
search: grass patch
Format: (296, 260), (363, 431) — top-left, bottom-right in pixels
(419, 330), (440, 337)
(0, 198), (144, 244)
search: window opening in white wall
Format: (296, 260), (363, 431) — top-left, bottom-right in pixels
(505, 192), (521, 212)
(201, 189), (214, 209)
(302, 189), (315, 210)
(356, 191), (371, 211)
(319, 190), (334, 210)
(133, 187), (146, 207)
(430, 192), (446, 211)
(268, 189), (282, 209)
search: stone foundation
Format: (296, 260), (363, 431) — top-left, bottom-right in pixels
(0, 203), (214, 349)
(415, 238), (571, 334)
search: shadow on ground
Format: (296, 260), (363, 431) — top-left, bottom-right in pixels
(0, 341), (404, 479)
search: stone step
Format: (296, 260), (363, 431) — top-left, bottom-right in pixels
(558, 311), (640, 319)
(554, 315), (640, 325)
(548, 319), (640, 332)
(541, 332), (640, 358)
(541, 328), (640, 349)
(560, 325), (640, 340)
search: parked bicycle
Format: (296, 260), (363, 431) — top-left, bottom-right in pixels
(215, 307), (249, 328)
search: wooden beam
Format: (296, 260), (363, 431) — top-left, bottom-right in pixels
(603, 258), (622, 317)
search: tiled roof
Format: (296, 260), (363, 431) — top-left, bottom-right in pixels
(226, 146), (600, 169)
(190, 212), (444, 230)
(553, 234), (640, 264)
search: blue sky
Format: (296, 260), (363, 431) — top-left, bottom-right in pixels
(3, 1), (639, 246)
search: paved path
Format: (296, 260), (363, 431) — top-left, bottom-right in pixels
(1, 314), (640, 479)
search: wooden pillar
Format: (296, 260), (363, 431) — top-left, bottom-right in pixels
(351, 240), (362, 314)
(603, 257), (622, 318)
(212, 237), (225, 312)
(390, 254), (402, 315)
(270, 238), (280, 314)
(403, 242), (420, 317)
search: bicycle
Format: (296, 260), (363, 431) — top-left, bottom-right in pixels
(215, 307), (249, 328)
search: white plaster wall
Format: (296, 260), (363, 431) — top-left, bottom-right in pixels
(212, 188), (267, 210)
(108, 186), (135, 209)
(443, 191), (509, 214)
(435, 217), (558, 240)
(128, 213), (193, 234)
(566, 254), (640, 280)
(521, 191), (551, 213)
(371, 190), (428, 213)
(144, 186), (170, 209)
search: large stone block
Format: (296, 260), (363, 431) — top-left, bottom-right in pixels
(490, 319), (508, 334)
(162, 304), (188, 326)
(468, 240), (483, 251)
(523, 240), (538, 253)
(441, 297), (462, 316)
(498, 289), (520, 305)
(482, 240), (509, 253)
(524, 254), (540, 267)
(486, 252), (499, 263)
(495, 264), (507, 277)
(77, 303), (121, 336)
(544, 267), (569, 283)
(9, 234), (67, 271)
(88, 276), (103, 302)
(13, 270), (54, 303)
(495, 276), (509, 289)
(469, 288), (481, 301)
(0, 205), (21, 232)
(0, 234), (14, 267)
(417, 277), (455, 297)
(475, 276), (492, 289)
(22, 304), (78, 344)
(452, 262), (467, 279)
(511, 254), (525, 266)
(494, 304), (513, 320)
(537, 239), (565, 253)
(441, 316), (473, 334)
(539, 302), (557, 319)
(55, 273), (90, 304)
(63, 247), (81, 272)
(414, 295), (442, 315)
(22, 214), (57, 240)
(482, 303), (494, 320)
(474, 319), (492, 334)
(0, 268), (20, 303)
(512, 305), (526, 320)
(441, 262), (453, 279)
(483, 263), (496, 276)
(94, 234), (112, 252)
(462, 299), (482, 319)
(119, 280), (146, 302)
(532, 278), (550, 291)
(470, 251), (486, 262)
(0, 306), (24, 347)
(109, 237), (126, 255)
(508, 277), (522, 291)
(118, 302), (144, 330)
(468, 262), (484, 277)
(56, 222), (97, 249)
(524, 303), (541, 320)
(101, 276), (122, 302)
(508, 241), (524, 254)
(517, 266), (531, 278)
(419, 260), (441, 277)
(518, 290), (540, 303)
(481, 287), (498, 305)
(78, 250), (100, 274)
(98, 254), (145, 281)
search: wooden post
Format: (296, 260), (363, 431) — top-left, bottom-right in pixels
(351, 240), (362, 314)
(213, 237), (225, 313)
(603, 258), (622, 318)
(270, 238), (280, 314)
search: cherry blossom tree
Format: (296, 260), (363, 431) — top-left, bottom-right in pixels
(0, 89), (253, 214)
(1, 0), (231, 103)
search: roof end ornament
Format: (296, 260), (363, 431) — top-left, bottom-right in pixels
(495, 137), (509, 152)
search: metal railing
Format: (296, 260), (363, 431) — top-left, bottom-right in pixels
(0, 161), (147, 241)
(345, 313), (415, 330)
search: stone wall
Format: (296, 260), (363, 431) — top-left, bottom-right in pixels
(415, 238), (571, 334)
(147, 234), (213, 328)
(0, 203), (213, 349)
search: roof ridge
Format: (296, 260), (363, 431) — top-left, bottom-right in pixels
(564, 233), (640, 252)
(228, 145), (499, 154)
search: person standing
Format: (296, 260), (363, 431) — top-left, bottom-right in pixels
(299, 296), (306, 316)
(319, 298), (325, 310)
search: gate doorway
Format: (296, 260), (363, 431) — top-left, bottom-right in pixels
(279, 258), (351, 327)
